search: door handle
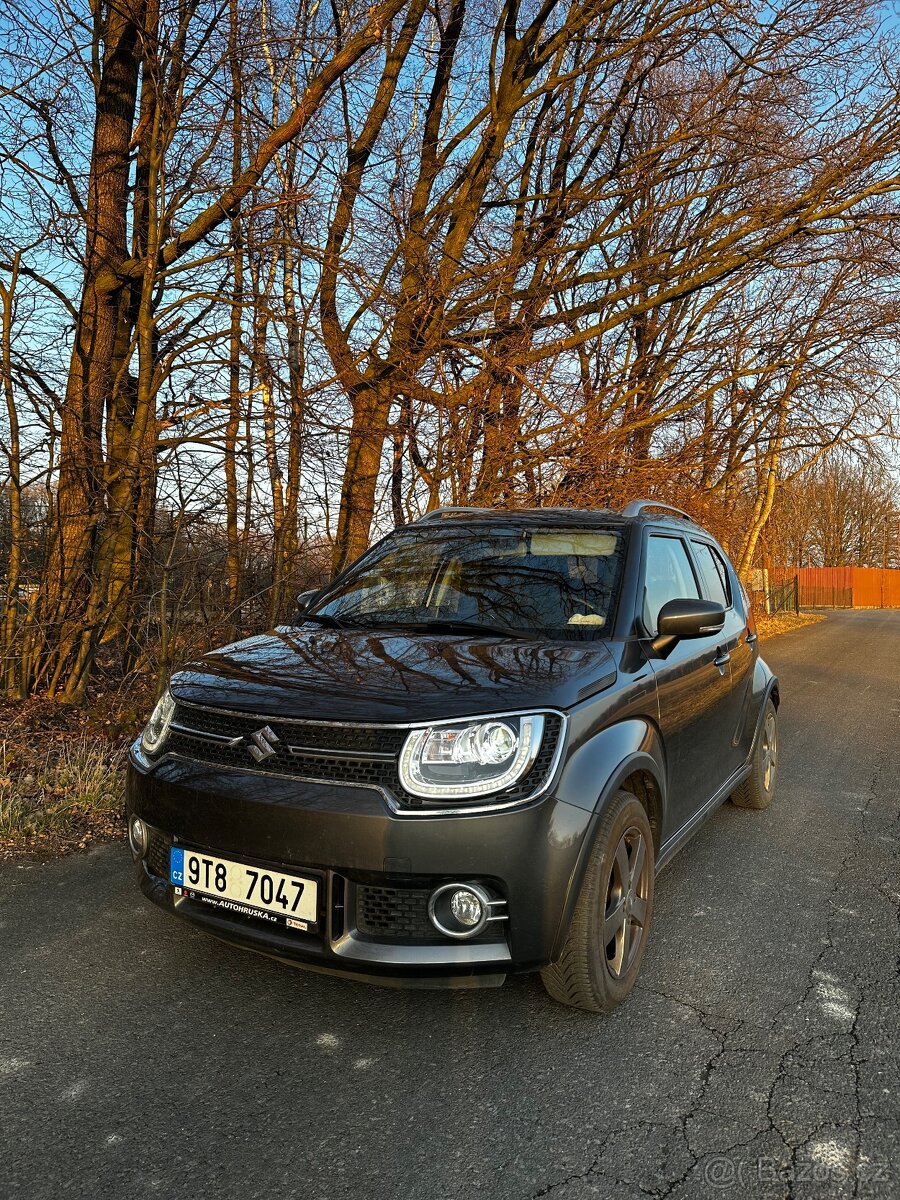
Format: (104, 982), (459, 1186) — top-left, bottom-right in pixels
(746, 631), (758, 644)
(714, 651), (731, 675)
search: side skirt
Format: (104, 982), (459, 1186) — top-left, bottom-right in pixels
(656, 760), (752, 872)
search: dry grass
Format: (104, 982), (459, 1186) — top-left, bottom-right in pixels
(0, 734), (127, 859)
(0, 693), (144, 861)
(755, 610), (826, 640)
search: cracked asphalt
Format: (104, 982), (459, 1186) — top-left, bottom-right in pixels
(2, 609), (899, 1199)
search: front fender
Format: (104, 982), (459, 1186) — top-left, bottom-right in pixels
(550, 718), (666, 960)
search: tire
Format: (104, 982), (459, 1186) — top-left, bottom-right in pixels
(541, 790), (655, 1013)
(731, 698), (778, 810)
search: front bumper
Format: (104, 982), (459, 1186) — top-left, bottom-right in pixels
(126, 751), (594, 988)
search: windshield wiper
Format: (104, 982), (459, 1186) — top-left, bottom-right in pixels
(301, 613), (531, 639)
(300, 612), (354, 629)
(388, 618), (532, 640)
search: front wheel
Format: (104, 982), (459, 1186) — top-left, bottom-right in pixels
(541, 790), (654, 1013)
(731, 698), (778, 810)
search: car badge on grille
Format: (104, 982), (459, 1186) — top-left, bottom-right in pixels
(247, 725), (280, 763)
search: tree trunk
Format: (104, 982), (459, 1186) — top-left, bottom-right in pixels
(225, 0), (244, 623)
(738, 395), (789, 579)
(101, 0), (161, 653)
(38, 0), (146, 694)
(332, 384), (393, 572)
(0, 255), (23, 695)
(281, 224), (305, 611)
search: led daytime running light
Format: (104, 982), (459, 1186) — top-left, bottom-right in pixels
(399, 714), (544, 799)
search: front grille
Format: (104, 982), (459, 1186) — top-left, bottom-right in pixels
(160, 702), (563, 809)
(145, 827), (172, 880)
(170, 704), (407, 756)
(165, 730), (399, 790)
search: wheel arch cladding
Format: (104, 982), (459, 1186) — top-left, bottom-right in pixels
(549, 719), (666, 959)
(751, 674), (780, 748)
(556, 717), (666, 814)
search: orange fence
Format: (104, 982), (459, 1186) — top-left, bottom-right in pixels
(763, 566), (900, 609)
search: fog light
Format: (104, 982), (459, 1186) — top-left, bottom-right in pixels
(450, 889), (484, 927)
(428, 882), (492, 939)
(128, 815), (148, 858)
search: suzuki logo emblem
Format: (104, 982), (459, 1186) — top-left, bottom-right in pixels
(247, 725), (280, 762)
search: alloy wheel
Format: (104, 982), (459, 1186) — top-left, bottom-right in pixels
(761, 710), (777, 792)
(602, 826), (651, 979)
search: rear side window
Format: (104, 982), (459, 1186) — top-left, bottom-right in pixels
(643, 535), (699, 634)
(691, 541), (732, 609)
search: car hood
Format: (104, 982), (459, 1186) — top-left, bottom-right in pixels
(170, 627), (617, 723)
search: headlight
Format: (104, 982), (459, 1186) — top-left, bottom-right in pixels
(141, 688), (175, 755)
(398, 714), (545, 799)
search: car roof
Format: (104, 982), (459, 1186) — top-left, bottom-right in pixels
(402, 502), (707, 535)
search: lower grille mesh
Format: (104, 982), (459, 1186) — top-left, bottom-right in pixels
(356, 884), (434, 938)
(145, 828), (172, 880)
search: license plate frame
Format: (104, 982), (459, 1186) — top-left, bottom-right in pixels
(170, 846), (321, 932)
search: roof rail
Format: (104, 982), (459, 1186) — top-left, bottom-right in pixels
(621, 499), (695, 522)
(414, 506), (496, 523)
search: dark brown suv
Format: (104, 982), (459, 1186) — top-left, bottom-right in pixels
(126, 501), (779, 1012)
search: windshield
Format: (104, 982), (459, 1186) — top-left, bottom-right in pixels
(307, 526), (625, 640)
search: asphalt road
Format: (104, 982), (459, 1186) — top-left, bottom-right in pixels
(2, 610), (899, 1200)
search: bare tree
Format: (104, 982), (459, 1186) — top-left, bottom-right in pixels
(1, 0), (899, 703)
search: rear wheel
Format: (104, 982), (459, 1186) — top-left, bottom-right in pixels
(541, 790), (654, 1013)
(731, 698), (778, 810)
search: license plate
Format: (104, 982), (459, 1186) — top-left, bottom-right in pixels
(170, 847), (318, 930)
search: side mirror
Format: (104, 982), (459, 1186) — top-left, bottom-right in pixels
(651, 598), (726, 657)
(296, 588), (319, 614)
